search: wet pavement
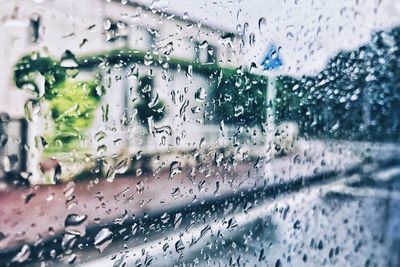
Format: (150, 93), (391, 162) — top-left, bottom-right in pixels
(83, 153), (400, 267)
(0, 140), (399, 266)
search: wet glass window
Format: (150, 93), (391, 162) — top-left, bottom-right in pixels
(1, 0), (400, 266)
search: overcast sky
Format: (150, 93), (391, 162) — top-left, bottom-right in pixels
(134, 0), (400, 76)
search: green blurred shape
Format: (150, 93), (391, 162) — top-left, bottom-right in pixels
(14, 53), (102, 153)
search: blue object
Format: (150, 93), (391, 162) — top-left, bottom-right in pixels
(261, 44), (283, 70)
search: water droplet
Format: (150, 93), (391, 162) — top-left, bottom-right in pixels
(243, 202), (252, 213)
(65, 213), (87, 236)
(214, 181), (220, 196)
(96, 84), (105, 97)
(53, 163), (62, 184)
(162, 242), (169, 252)
(174, 213), (182, 229)
(2, 155), (19, 172)
(60, 50), (78, 68)
(186, 65), (193, 79)
(171, 187), (181, 197)
(286, 31), (294, 41)
(219, 120), (225, 135)
(102, 104), (109, 122)
(127, 64), (138, 79)
(254, 156), (262, 168)
(11, 244), (30, 263)
(163, 41), (174, 55)
(169, 161), (182, 178)
(195, 87), (206, 101)
(191, 105), (201, 114)
(179, 99), (189, 118)
(215, 152), (223, 166)
(258, 17), (266, 32)
(176, 136), (181, 145)
(160, 212), (170, 224)
(97, 145), (107, 155)
(103, 18), (111, 30)
(147, 93), (160, 109)
(293, 220), (301, 229)
(199, 137), (205, 149)
(136, 150), (143, 160)
(95, 131), (106, 142)
(259, 248), (265, 261)
(144, 53), (154, 66)
(234, 105), (244, 117)
(66, 253), (77, 264)
(65, 214), (87, 226)
(0, 132), (8, 148)
(199, 40), (208, 49)
(115, 158), (129, 174)
(24, 99), (39, 122)
(106, 167), (116, 183)
(249, 32), (255, 46)
(136, 180), (145, 194)
(141, 254), (152, 266)
(24, 192), (36, 204)
(226, 217), (238, 229)
(94, 228), (113, 252)
(200, 225), (211, 240)
(62, 234), (77, 250)
(175, 239), (185, 253)
(116, 21), (125, 29)
(63, 181), (75, 198)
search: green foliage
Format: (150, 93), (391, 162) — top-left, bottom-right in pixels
(48, 80), (101, 149)
(77, 49), (226, 76)
(134, 76), (165, 125)
(275, 75), (326, 136)
(209, 70), (268, 125)
(14, 53), (66, 99)
(275, 26), (400, 141)
(14, 53), (102, 152)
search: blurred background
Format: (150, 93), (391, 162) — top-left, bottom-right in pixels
(1, 0), (400, 266)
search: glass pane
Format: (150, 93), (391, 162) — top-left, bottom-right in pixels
(1, 0), (400, 266)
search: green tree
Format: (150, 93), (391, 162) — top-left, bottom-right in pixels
(14, 53), (102, 152)
(209, 70), (268, 126)
(275, 25), (400, 141)
(134, 76), (165, 125)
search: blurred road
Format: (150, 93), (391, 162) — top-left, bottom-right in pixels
(0, 140), (399, 266)
(83, 150), (400, 267)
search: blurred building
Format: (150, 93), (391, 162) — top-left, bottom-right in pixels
(0, 0), (246, 183)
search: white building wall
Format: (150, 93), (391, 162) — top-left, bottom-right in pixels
(0, 0), (244, 182)
(0, 0), (243, 115)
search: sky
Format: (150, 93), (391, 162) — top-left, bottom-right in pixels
(133, 0), (400, 76)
